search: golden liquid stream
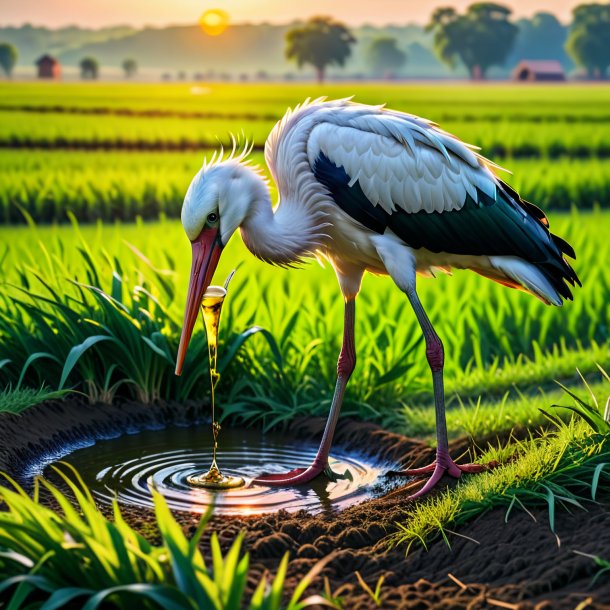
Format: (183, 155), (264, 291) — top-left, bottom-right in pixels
(186, 285), (245, 490)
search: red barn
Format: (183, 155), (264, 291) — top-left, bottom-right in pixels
(512, 60), (566, 82)
(36, 55), (61, 79)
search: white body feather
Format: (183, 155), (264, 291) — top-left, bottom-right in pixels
(264, 98), (561, 304)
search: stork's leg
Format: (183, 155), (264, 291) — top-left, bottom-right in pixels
(388, 288), (497, 499)
(253, 297), (356, 486)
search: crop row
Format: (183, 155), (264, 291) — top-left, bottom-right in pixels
(4, 110), (610, 159)
(6, 104), (610, 125)
(0, 151), (608, 224)
(3, 82), (610, 123)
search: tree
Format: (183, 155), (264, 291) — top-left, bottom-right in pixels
(285, 16), (356, 83)
(566, 4), (610, 79)
(0, 43), (18, 78)
(510, 12), (569, 66)
(122, 58), (137, 78)
(366, 37), (407, 78)
(80, 57), (99, 79)
(426, 3), (518, 80)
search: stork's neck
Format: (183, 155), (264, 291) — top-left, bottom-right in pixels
(239, 169), (328, 266)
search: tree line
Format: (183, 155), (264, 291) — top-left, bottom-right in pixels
(0, 3), (609, 81)
(286, 3), (610, 82)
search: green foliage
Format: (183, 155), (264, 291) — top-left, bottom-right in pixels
(122, 58), (137, 78)
(0, 43), (18, 77)
(80, 57), (99, 80)
(392, 364), (610, 551)
(0, 465), (329, 609)
(0, 232), (281, 405)
(552, 367), (610, 435)
(365, 37), (407, 77)
(2, 152), (610, 225)
(0, 210), (608, 429)
(573, 551), (610, 586)
(354, 572), (384, 607)
(0, 385), (69, 414)
(427, 3), (518, 79)
(390, 419), (610, 552)
(285, 17), (356, 83)
(566, 3), (610, 79)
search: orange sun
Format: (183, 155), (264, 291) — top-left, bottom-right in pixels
(199, 9), (230, 36)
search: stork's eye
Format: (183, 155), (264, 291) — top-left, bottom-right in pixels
(207, 212), (218, 224)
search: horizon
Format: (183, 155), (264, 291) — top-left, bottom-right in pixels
(2, 0), (582, 30)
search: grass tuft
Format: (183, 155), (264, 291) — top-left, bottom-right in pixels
(0, 464), (330, 610)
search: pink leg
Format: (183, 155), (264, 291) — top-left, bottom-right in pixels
(253, 297), (356, 486)
(386, 288), (498, 499)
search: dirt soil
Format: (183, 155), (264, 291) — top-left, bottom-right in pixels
(1, 398), (610, 609)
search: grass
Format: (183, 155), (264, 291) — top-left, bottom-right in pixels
(3, 112), (610, 159)
(0, 465), (330, 609)
(0, 211), (607, 431)
(2, 152), (610, 225)
(2, 83), (610, 121)
(0, 385), (69, 415)
(391, 371), (610, 552)
(391, 419), (610, 552)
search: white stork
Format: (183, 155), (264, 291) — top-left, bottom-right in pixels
(175, 98), (579, 499)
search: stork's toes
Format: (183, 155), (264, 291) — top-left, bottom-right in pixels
(386, 452), (499, 499)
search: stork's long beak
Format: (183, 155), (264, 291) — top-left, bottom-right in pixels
(175, 227), (223, 376)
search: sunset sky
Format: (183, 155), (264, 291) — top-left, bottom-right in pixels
(3, 0), (583, 28)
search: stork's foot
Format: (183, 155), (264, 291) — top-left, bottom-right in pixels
(387, 450), (499, 500)
(253, 462), (352, 486)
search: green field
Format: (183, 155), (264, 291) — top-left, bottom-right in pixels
(1, 82), (609, 422)
(1, 81), (610, 607)
(1, 82), (610, 225)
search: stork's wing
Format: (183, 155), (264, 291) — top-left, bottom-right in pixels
(307, 114), (579, 301)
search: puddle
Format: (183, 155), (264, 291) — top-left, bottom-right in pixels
(44, 425), (387, 515)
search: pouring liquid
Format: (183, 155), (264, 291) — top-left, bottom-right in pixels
(186, 285), (245, 490)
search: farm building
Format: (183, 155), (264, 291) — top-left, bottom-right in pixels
(512, 60), (566, 82)
(36, 55), (61, 79)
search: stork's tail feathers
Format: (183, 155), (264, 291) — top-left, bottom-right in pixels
(487, 181), (581, 306)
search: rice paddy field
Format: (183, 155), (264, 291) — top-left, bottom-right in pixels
(0, 82), (610, 609)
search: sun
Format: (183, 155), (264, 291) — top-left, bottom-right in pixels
(199, 9), (230, 36)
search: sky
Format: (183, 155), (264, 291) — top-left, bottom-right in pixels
(2, 0), (582, 28)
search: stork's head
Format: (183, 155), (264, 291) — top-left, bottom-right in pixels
(175, 152), (267, 375)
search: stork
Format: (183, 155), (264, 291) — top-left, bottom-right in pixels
(174, 98), (579, 499)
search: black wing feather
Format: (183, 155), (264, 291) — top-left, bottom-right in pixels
(314, 153), (580, 301)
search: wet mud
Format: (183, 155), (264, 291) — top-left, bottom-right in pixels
(1, 398), (609, 609)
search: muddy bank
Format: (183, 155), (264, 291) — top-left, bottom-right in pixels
(1, 398), (609, 609)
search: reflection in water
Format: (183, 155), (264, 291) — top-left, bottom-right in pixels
(44, 426), (384, 515)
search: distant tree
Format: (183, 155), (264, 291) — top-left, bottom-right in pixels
(566, 3), (610, 79)
(426, 3), (518, 80)
(285, 16), (356, 83)
(122, 58), (137, 78)
(511, 12), (568, 65)
(366, 36), (407, 78)
(0, 43), (18, 77)
(177, 70), (186, 80)
(80, 57), (99, 79)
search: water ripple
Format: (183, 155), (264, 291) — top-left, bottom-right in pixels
(44, 426), (384, 515)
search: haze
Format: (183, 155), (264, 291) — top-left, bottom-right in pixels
(2, 0), (582, 28)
